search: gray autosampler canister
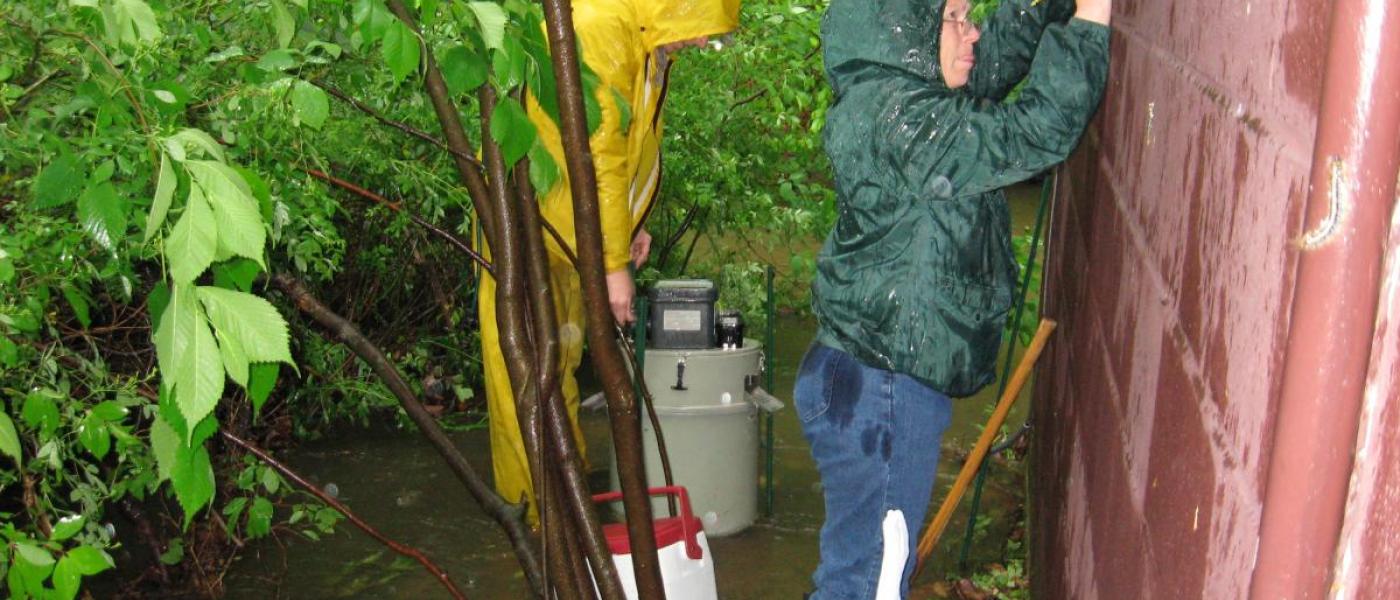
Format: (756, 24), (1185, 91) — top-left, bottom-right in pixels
(609, 340), (776, 536)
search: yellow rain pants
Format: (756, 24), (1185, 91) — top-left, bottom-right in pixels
(480, 0), (741, 523)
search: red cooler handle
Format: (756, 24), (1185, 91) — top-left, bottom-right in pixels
(592, 486), (703, 560)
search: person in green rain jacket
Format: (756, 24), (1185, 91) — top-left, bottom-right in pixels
(793, 0), (1111, 596)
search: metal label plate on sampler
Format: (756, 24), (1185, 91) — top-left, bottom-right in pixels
(663, 309), (703, 332)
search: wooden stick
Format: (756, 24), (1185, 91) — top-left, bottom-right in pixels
(913, 318), (1058, 576)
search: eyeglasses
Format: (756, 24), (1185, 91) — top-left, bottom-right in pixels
(942, 14), (978, 35)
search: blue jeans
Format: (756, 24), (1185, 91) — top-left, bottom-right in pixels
(795, 343), (953, 599)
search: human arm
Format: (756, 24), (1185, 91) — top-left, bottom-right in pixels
(630, 228), (652, 267)
(1074, 0), (1112, 25)
(967, 0), (1078, 100)
(578, 25), (642, 323)
(886, 18), (1109, 198)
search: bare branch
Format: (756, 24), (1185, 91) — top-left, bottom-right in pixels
(310, 80), (486, 173)
(221, 430), (469, 600)
(302, 167), (494, 277)
(270, 272), (544, 594)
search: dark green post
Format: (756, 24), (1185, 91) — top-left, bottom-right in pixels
(957, 174), (1054, 571)
(764, 265), (776, 516)
(634, 294), (648, 400)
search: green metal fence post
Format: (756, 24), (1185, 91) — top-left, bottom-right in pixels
(765, 265), (776, 517)
(957, 174), (1054, 571)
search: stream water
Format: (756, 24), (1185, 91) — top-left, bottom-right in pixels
(224, 185), (1043, 599)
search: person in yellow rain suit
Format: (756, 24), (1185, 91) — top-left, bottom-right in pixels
(479, 0), (741, 523)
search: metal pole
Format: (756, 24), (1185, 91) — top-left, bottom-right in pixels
(957, 174), (1054, 571)
(765, 265), (777, 516)
(1251, 0), (1400, 595)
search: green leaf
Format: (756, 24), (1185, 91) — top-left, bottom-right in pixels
(0, 411), (20, 464)
(166, 128), (225, 162)
(418, 0), (439, 26)
(212, 259), (262, 292)
(15, 542), (54, 568)
(77, 182), (128, 250)
(144, 153), (177, 243)
(158, 538), (184, 565)
(50, 515), (86, 541)
(171, 441), (215, 527)
(196, 287), (293, 365)
(91, 401), (128, 422)
(527, 142), (559, 194)
(0, 336), (16, 368)
(112, 0), (163, 46)
(231, 166), (273, 222)
(149, 414), (179, 481)
(204, 45), (246, 64)
(147, 281), (171, 327)
(53, 554), (81, 600)
(467, 2), (507, 51)
(354, 0), (393, 44)
(157, 385), (218, 448)
(489, 96), (536, 168)
(21, 390), (60, 440)
(261, 467), (280, 494)
(247, 497), (274, 538)
(154, 284), (225, 438)
(491, 35), (527, 91)
(611, 86), (633, 133)
(271, 0), (295, 48)
(439, 44), (486, 97)
(165, 185), (217, 284)
(521, 17), (561, 125)
(0, 258), (13, 284)
(215, 326), (249, 388)
(581, 68), (603, 135)
(256, 49), (299, 72)
(290, 80), (329, 130)
(91, 160), (115, 183)
(64, 545), (113, 575)
(34, 154), (84, 209)
(62, 285), (91, 329)
(381, 20), (420, 83)
(248, 363), (279, 417)
(78, 412), (111, 459)
(188, 161), (266, 268)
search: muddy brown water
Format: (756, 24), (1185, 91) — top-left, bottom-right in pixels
(224, 186), (1042, 599)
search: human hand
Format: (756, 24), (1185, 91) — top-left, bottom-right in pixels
(605, 269), (635, 326)
(1075, 0), (1111, 24)
(631, 229), (653, 268)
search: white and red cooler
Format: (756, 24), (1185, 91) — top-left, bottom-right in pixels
(592, 487), (717, 600)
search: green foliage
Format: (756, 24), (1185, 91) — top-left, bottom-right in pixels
(222, 456), (341, 542)
(968, 558), (1029, 600)
(641, 0), (835, 320)
(0, 0), (858, 595)
(1006, 227), (1044, 345)
(971, 0), (1003, 24)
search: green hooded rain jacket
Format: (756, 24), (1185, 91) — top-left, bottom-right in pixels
(813, 0), (1109, 397)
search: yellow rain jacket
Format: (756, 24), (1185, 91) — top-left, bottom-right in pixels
(479, 0), (740, 522)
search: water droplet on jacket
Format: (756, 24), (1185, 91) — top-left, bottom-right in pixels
(930, 176), (954, 198)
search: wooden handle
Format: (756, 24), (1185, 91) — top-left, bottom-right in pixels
(913, 318), (1058, 576)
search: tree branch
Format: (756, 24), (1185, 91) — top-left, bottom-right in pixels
(270, 272), (545, 596)
(383, 0), (499, 252)
(310, 80), (485, 173)
(302, 167), (493, 277)
(538, 0), (666, 596)
(515, 159), (626, 598)
(220, 430), (469, 600)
